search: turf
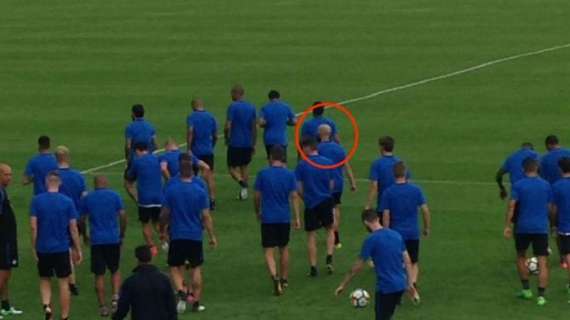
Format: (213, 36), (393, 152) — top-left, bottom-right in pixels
(1, 0), (569, 319)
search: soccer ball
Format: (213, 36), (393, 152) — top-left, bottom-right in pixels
(526, 257), (539, 275)
(350, 289), (370, 308)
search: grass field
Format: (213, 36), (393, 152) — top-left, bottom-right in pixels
(1, 0), (570, 319)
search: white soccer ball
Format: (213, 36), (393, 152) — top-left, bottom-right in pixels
(350, 289), (370, 308)
(526, 257), (539, 275)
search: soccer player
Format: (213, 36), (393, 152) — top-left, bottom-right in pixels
(0, 164), (23, 318)
(317, 124), (357, 249)
(30, 171), (82, 320)
(496, 142), (539, 200)
(335, 209), (414, 320)
(365, 136), (409, 216)
(259, 90), (296, 161)
(503, 158), (552, 306)
(80, 175), (127, 317)
(300, 102), (339, 142)
(295, 137), (336, 276)
(112, 245), (177, 320)
(551, 157), (570, 301)
(159, 159), (217, 313)
(254, 146), (301, 296)
(125, 143), (163, 256)
(381, 161), (431, 302)
(224, 85), (257, 200)
(159, 138), (210, 181)
(124, 104), (157, 162)
(23, 135), (58, 195)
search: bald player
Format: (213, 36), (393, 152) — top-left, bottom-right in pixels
(0, 164), (23, 318)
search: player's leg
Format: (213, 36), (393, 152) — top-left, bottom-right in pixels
(91, 245), (107, 315)
(168, 240), (187, 311)
(202, 155), (217, 210)
(333, 193), (342, 248)
(188, 240), (205, 312)
(37, 253), (54, 319)
(514, 234), (532, 299)
(227, 147), (246, 198)
(68, 253), (79, 296)
(321, 199), (336, 274)
(58, 277), (71, 320)
(278, 223), (291, 289)
(106, 244), (121, 313)
(306, 231), (318, 276)
(39, 278), (52, 319)
(561, 235), (570, 298)
(261, 224), (281, 295)
(380, 291), (404, 320)
(534, 235), (549, 305)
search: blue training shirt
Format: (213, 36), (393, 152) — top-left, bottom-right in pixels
(255, 166), (297, 224)
(125, 118), (156, 152)
(369, 155), (410, 210)
(511, 176), (552, 234)
(295, 155), (334, 209)
(57, 167), (86, 217)
(81, 188), (124, 245)
(25, 153), (58, 195)
(162, 179), (209, 241)
(501, 148), (540, 185)
(30, 192), (76, 253)
(360, 228), (408, 294)
(381, 182), (427, 240)
(553, 177), (570, 234)
(187, 110), (218, 156)
(540, 148), (570, 184)
(301, 116), (338, 139)
(259, 101), (295, 146)
(317, 141), (347, 193)
(159, 150), (182, 177)
(227, 101), (257, 148)
(127, 153), (163, 206)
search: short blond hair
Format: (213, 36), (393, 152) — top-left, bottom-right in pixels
(55, 145), (70, 162)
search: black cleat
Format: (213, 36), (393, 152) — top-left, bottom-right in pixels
(69, 284), (79, 296)
(308, 266), (318, 278)
(280, 278), (289, 290)
(273, 278), (283, 296)
(43, 305), (52, 320)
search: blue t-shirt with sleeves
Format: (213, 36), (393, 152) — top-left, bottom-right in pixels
(295, 155), (334, 209)
(501, 148), (540, 185)
(30, 192), (76, 253)
(127, 153), (163, 206)
(540, 148), (570, 184)
(301, 116), (338, 139)
(381, 182), (427, 240)
(25, 153), (58, 195)
(162, 180), (209, 241)
(187, 110), (218, 156)
(511, 176), (552, 234)
(553, 177), (570, 234)
(259, 101), (295, 146)
(317, 141), (347, 193)
(369, 155), (410, 210)
(80, 188), (124, 245)
(57, 167), (86, 216)
(125, 118), (156, 152)
(360, 228), (407, 294)
(159, 150), (182, 177)
(227, 101), (257, 148)
(254, 166), (297, 224)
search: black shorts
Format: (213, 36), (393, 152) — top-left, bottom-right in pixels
(138, 206), (161, 224)
(332, 192), (342, 205)
(304, 198), (335, 232)
(196, 154), (215, 171)
(265, 145), (288, 162)
(91, 244), (121, 276)
(405, 240), (420, 264)
(227, 147), (253, 167)
(168, 240), (203, 268)
(375, 291), (404, 320)
(37, 251), (71, 279)
(0, 241), (18, 270)
(261, 223), (291, 248)
(515, 233), (549, 256)
(559, 234), (570, 255)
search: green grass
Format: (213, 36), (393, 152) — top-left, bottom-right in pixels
(1, 0), (570, 319)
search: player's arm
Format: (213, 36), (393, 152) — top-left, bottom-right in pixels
(290, 191), (301, 230)
(187, 125), (194, 153)
(224, 120), (231, 145)
(495, 168), (508, 200)
(344, 162), (357, 191)
(254, 191), (262, 221)
(160, 161), (171, 181)
(119, 209), (127, 240)
(504, 200), (516, 238)
(79, 214), (89, 245)
(69, 219), (83, 265)
(365, 181), (378, 210)
(403, 251), (415, 290)
(124, 138), (132, 161)
(125, 179), (138, 203)
(30, 217), (38, 261)
(159, 207), (171, 240)
(296, 181), (304, 200)
(202, 209), (217, 248)
(382, 209), (391, 228)
(259, 116), (267, 128)
(22, 175), (32, 185)
(549, 203), (557, 235)
(334, 258), (365, 296)
(420, 204), (432, 237)
(251, 119), (258, 152)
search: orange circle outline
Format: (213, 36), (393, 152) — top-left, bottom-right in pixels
(294, 101), (360, 170)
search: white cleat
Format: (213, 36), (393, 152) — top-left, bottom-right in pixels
(239, 188), (248, 200)
(176, 299), (187, 314)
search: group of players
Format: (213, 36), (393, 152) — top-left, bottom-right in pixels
(0, 85), (434, 320)
(496, 135), (570, 306)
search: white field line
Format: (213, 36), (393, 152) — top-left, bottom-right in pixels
(80, 43), (570, 176)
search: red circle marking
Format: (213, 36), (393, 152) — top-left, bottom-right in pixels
(294, 101), (360, 170)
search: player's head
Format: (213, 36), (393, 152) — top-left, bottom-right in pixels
(179, 153), (195, 178)
(134, 142), (148, 156)
(94, 175), (109, 189)
(135, 245), (152, 264)
(269, 145), (286, 164)
(361, 209), (381, 232)
(38, 135), (51, 151)
(131, 104), (145, 120)
(558, 157), (570, 175)
(523, 157), (539, 174)
(231, 84), (245, 101)
(521, 142), (534, 150)
(393, 161), (407, 179)
(545, 135), (560, 151)
(379, 136), (395, 154)
(55, 145), (71, 165)
(268, 90), (280, 100)
(45, 171), (62, 190)
(318, 124), (332, 142)
(164, 138), (178, 151)
(312, 101), (324, 117)
(301, 136), (318, 155)
(0, 163), (13, 187)
(191, 98), (204, 111)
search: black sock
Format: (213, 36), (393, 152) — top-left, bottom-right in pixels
(538, 287), (546, 297)
(326, 255), (333, 265)
(238, 180), (247, 188)
(1, 300), (9, 310)
(193, 301), (200, 308)
(334, 231), (340, 245)
(177, 290), (187, 299)
(521, 280), (530, 290)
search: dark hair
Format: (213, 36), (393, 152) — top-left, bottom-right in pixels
(523, 157), (539, 173)
(393, 161), (406, 178)
(521, 142), (534, 149)
(545, 135), (559, 146)
(361, 209), (379, 223)
(132, 104), (145, 118)
(312, 101), (324, 116)
(379, 136), (395, 152)
(270, 145), (286, 162)
(46, 170), (60, 179)
(134, 142), (148, 151)
(268, 90), (280, 100)
(559, 157), (570, 174)
(135, 245), (152, 263)
(301, 136), (318, 150)
(179, 154), (194, 178)
(38, 135), (50, 150)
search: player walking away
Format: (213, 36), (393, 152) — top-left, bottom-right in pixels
(160, 138), (210, 181)
(23, 135), (58, 195)
(300, 102), (339, 142)
(224, 85), (257, 200)
(254, 146), (301, 296)
(317, 124), (357, 249)
(80, 175), (127, 317)
(551, 157), (570, 302)
(503, 158), (552, 306)
(0, 164), (23, 318)
(295, 137), (336, 276)
(112, 245), (177, 320)
(335, 209), (415, 320)
(159, 159), (217, 314)
(496, 142), (539, 200)
(187, 98), (218, 210)
(124, 104), (157, 187)
(30, 171), (82, 320)
(365, 136), (410, 218)
(381, 161), (431, 303)
(125, 143), (163, 256)
(259, 90), (296, 161)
